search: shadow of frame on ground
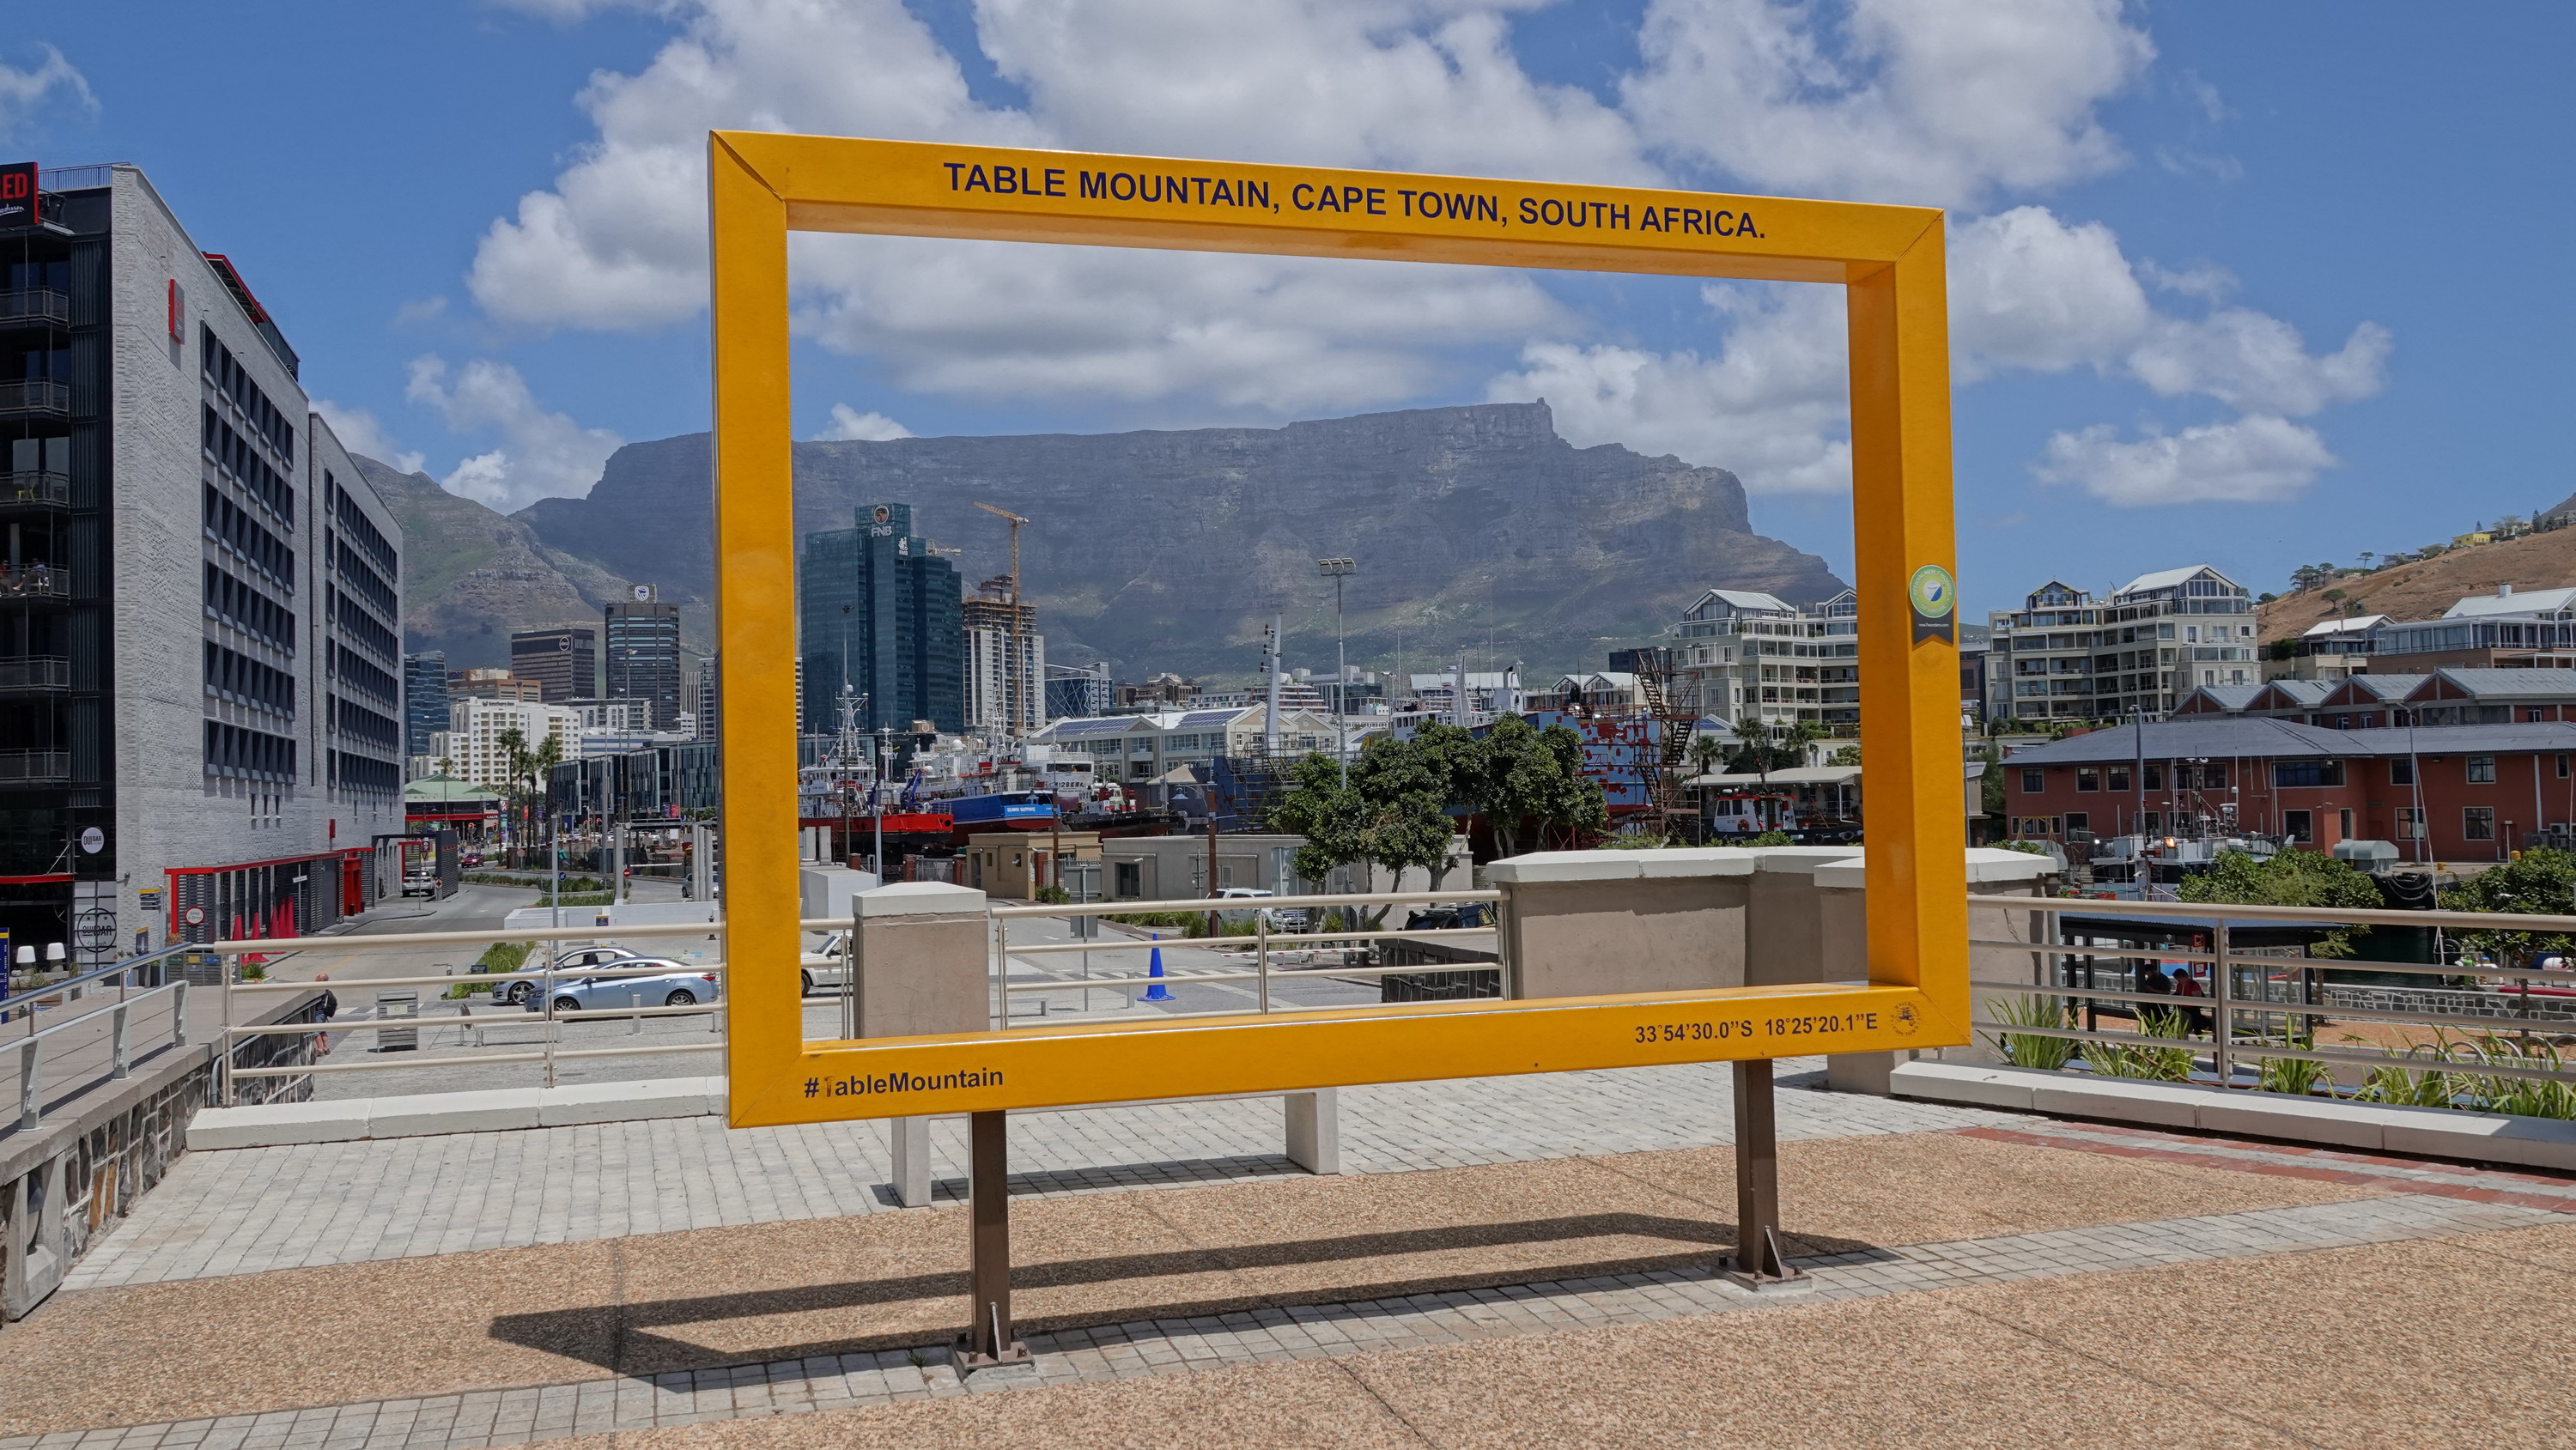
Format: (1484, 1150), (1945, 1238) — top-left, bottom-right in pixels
(489, 1211), (1892, 1378)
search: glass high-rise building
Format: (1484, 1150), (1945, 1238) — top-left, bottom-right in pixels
(799, 502), (963, 735)
(604, 586), (683, 729)
(404, 652), (448, 761)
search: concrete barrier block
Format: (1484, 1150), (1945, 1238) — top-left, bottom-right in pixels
(2029, 1077), (2209, 1128)
(2197, 1091), (2386, 1150)
(1887, 1061), (2039, 1111)
(2378, 1105), (2576, 1169)
(1481, 851), (1640, 883)
(186, 1100), (372, 1151)
(1631, 849), (1759, 880)
(535, 1077), (725, 1126)
(365, 1088), (543, 1138)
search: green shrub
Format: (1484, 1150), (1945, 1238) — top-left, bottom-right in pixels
(1034, 885), (1072, 904)
(1980, 993), (2075, 1071)
(447, 941), (532, 998)
(2080, 1007), (2196, 1082)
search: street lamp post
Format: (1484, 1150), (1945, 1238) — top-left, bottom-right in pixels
(1317, 558), (1355, 786)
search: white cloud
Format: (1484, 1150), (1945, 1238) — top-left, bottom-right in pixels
(975, 0), (1648, 181)
(312, 401), (426, 476)
(817, 404), (912, 441)
(2036, 416), (2337, 507)
(404, 355), (623, 510)
(1486, 283), (1851, 494)
(0, 44), (94, 140)
(1623, 0), (2153, 208)
(1948, 206), (2148, 376)
(2127, 311), (2391, 417)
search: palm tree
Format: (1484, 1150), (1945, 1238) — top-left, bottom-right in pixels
(495, 726), (528, 857)
(1730, 713), (1775, 790)
(1687, 730), (1727, 780)
(1780, 719), (1828, 768)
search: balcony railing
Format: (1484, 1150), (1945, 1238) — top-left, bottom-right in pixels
(0, 749), (72, 782)
(0, 288), (70, 329)
(0, 470), (70, 508)
(0, 655), (70, 694)
(0, 380), (70, 417)
(0, 564), (70, 599)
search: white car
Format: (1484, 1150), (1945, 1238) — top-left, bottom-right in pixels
(487, 945), (641, 1004)
(799, 931), (848, 995)
(1217, 888), (1307, 931)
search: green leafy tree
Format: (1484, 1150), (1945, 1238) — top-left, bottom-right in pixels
(2437, 846), (2576, 968)
(1728, 713), (1777, 784)
(1686, 730), (1728, 779)
(1979, 741), (2007, 816)
(1271, 745), (1461, 927)
(1458, 715), (1608, 858)
(1826, 743), (1861, 767)
(1780, 719), (1827, 767)
(2177, 848), (2384, 958)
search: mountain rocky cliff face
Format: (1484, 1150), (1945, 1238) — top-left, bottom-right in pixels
(384, 401), (1845, 679)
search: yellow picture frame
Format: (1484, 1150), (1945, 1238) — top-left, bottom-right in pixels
(710, 133), (1965, 1128)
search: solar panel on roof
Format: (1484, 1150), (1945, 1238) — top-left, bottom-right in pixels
(1177, 710), (1240, 728)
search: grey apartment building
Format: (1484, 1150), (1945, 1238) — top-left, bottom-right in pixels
(0, 161), (404, 957)
(1985, 567), (2256, 725)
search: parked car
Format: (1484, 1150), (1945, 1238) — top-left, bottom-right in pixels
(483, 945), (641, 1005)
(1217, 887), (1307, 931)
(1403, 903), (1493, 931)
(523, 957), (720, 1014)
(800, 931), (848, 995)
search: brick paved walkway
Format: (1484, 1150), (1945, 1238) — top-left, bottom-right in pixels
(66, 1059), (2010, 1289)
(13, 1190), (2555, 1450)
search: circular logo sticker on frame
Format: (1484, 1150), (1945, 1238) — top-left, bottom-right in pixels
(1908, 564), (1956, 643)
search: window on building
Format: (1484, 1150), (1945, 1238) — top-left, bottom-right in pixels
(2558, 755), (2570, 780)
(2144, 764), (2164, 790)
(2075, 767), (2099, 792)
(2396, 807), (2424, 840)
(1115, 861), (1141, 897)
(2531, 709), (2549, 723)
(2390, 758), (2415, 786)
(2339, 808), (2354, 840)
(2141, 811), (2161, 834)
(2063, 811), (2089, 834)
(2464, 806), (2495, 841)
(2467, 755), (2495, 784)
(2107, 766), (2130, 792)
(2272, 760), (2345, 788)
(2283, 810), (2313, 842)
(2020, 768), (2044, 793)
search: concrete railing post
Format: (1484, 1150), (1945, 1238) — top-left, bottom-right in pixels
(1484, 848), (1756, 997)
(848, 883), (991, 1040)
(1285, 1088), (1341, 1174)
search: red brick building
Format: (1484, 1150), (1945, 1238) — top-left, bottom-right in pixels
(2003, 717), (2576, 861)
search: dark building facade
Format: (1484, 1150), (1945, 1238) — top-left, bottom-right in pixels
(799, 502), (963, 735)
(403, 651), (447, 760)
(509, 626), (596, 703)
(0, 163), (404, 958)
(604, 586), (682, 728)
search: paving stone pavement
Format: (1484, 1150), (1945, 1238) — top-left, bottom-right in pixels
(65, 1059), (2015, 1289)
(15, 1191), (2557, 1450)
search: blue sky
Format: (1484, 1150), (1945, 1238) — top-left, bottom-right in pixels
(8, 2), (2569, 618)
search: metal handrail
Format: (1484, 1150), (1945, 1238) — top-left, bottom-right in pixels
(988, 888), (1500, 919)
(1962, 890), (2576, 1099)
(14, 981), (187, 1129)
(8, 943), (199, 1035)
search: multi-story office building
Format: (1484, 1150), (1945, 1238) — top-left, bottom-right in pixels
(447, 667), (543, 702)
(1044, 664), (1109, 721)
(440, 696), (579, 791)
(961, 583), (1042, 737)
(693, 654), (718, 742)
(604, 585), (682, 728)
(1665, 588), (1860, 735)
(404, 651), (448, 761)
(0, 162), (406, 952)
(1985, 567), (2256, 725)
(799, 502), (963, 735)
(509, 625), (596, 702)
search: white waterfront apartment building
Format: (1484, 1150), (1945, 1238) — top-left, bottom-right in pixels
(1030, 704), (1350, 783)
(1985, 566), (2257, 725)
(1666, 588), (1860, 737)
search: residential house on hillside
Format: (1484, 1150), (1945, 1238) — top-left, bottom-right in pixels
(1986, 567), (2256, 724)
(2370, 585), (2576, 670)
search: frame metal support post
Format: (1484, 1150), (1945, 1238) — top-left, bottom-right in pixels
(1728, 1059), (1805, 1286)
(2211, 920), (2232, 1087)
(957, 1109), (1030, 1369)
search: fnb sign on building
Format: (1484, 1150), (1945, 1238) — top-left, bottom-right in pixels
(2004, 716), (2576, 858)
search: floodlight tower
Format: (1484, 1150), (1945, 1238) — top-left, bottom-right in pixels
(1317, 558), (1355, 786)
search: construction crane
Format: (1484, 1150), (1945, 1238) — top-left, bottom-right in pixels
(973, 501), (1033, 734)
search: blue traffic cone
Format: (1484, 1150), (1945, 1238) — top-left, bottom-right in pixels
(1143, 934), (1173, 1000)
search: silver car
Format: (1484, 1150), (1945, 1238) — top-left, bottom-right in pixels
(523, 958), (720, 1014)
(490, 945), (637, 1004)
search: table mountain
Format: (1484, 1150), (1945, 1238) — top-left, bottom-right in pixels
(388, 401), (1845, 679)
